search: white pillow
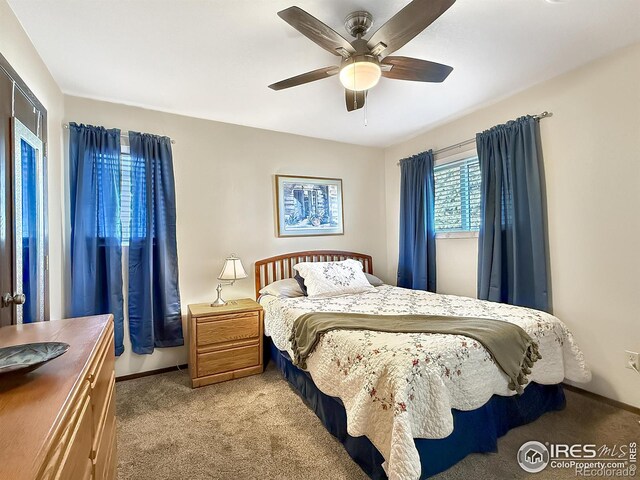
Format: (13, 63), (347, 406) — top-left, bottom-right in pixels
(293, 259), (376, 298)
(259, 278), (305, 298)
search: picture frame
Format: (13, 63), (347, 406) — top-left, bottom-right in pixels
(275, 175), (344, 237)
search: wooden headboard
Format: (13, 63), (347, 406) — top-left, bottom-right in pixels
(254, 250), (373, 299)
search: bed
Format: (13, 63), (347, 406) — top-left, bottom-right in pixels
(255, 250), (591, 479)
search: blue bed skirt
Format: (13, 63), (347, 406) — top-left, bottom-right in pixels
(268, 338), (566, 479)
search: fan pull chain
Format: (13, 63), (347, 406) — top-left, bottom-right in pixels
(353, 66), (358, 110)
(364, 90), (368, 126)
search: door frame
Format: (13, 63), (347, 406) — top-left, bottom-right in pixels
(0, 52), (49, 325)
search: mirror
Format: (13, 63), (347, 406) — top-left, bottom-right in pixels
(12, 117), (46, 324)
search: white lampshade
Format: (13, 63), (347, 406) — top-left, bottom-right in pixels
(339, 57), (381, 92)
(218, 254), (248, 281)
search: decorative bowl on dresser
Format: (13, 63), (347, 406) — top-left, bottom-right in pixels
(0, 315), (117, 480)
(0, 341), (70, 375)
(188, 299), (264, 388)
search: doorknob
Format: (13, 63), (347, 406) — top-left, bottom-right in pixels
(1, 293), (26, 307)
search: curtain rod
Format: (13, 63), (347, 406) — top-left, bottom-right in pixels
(62, 123), (176, 144)
(396, 111), (552, 166)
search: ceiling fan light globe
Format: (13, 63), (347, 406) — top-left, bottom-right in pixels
(339, 60), (381, 92)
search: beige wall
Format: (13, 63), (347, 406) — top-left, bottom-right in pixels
(385, 42), (640, 408)
(434, 235), (478, 298)
(63, 95), (387, 377)
(0, 0), (65, 320)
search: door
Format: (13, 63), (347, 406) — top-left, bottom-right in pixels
(0, 71), (12, 327)
(0, 54), (48, 326)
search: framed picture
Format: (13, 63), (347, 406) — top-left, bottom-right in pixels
(275, 175), (344, 237)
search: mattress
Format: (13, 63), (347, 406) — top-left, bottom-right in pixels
(260, 285), (591, 480)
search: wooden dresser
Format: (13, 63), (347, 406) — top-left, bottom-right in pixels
(0, 315), (116, 480)
(188, 299), (264, 388)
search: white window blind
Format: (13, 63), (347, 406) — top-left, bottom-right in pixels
(120, 152), (133, 246)
(434, 156), (481, 233)
(120, 150), (147, 246)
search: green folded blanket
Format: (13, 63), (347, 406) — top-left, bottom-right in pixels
(289, 312), (541, 394)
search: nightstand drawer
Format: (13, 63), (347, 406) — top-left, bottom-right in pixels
(197, 312), (260, 347)
(197, 344), (260, 377)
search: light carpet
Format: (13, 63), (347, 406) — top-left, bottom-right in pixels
(116, 363), (639, 480)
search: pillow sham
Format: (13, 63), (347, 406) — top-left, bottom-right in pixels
(294, 270), (381, 295)
(365, 272), (384, 287)
(258, 278), (305, 298)
(293, 259), (376, 298)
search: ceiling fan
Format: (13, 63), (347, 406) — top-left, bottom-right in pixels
(268, 0), (456, 112)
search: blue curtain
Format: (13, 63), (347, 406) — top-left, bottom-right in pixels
(128, 132), (183, 354)
(69, 123), (124, 355)
(476, 116), (549, 311)
(397, 150), (436, 291)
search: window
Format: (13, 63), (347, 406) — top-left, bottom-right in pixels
(94, 147), (147, 246)
(120, 146), (147, 246)
(95, 151), (122, 240)
(434, 156), (481, 235)
(120, 150), (133, 246)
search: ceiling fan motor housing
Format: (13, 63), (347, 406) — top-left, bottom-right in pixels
(344, 11), (374, 38)
(339, 54), (381, 91)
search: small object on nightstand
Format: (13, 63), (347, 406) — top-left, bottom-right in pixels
(188, 298), (264, 388)
(211, 254), (248, 307)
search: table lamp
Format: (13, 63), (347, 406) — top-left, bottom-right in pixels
(212, 254), (248, 307)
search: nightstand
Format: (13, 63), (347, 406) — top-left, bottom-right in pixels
(187, 298), (264, 388)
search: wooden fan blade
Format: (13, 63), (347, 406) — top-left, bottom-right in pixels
(269, 66), (339, 91)
(367, 0), (456, 58)
(345, 89), (365, 112)
(381, 56), (453, 82)
(278, 6), (356, 57)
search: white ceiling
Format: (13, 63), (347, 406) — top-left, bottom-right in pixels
(8, 0), (640, 147)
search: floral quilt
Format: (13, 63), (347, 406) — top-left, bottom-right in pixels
(260, 285), (591, 480)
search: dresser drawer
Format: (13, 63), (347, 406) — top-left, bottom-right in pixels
(57, 392), (93, 480)
(89, 334), (115, 444)
(103, 424), (117, 480)
(39, 382), (92, 480)
(197, 311), (259, 347)
(93, 393), (116, 480)
(92, 372), (115, 462)
(47, 385), (93, 480)
(197, 344), (260, 377)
